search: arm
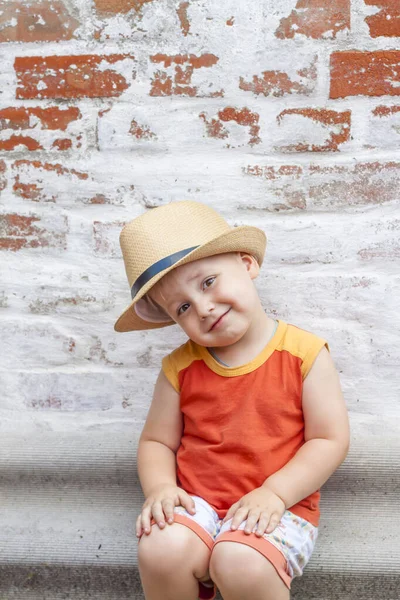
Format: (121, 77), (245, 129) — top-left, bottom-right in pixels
(263, 346), (350, 508)
(136, 369), (196, 536)
(138, 369), (182, 497)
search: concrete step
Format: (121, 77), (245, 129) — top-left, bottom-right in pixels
(0, 567), (398, 600)
(0, 430), (398, 599)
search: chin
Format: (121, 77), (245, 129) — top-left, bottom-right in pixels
(213, 332), (244, 347)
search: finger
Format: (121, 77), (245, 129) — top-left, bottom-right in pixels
(136, 514), (143, 537)
(178, 491), (196, 515)
(141, 506), (153, 535)
(244, 511), (261, 535)
(265, 513), (281, 534)
(162, 498), (175, 524)
(222, 502), (238, 524)
(151, 502), (167, 529)
(255, 513), (270, 537)
(230, 507), (249, 530)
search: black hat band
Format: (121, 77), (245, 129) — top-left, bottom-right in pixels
(130, 246), (200, 299)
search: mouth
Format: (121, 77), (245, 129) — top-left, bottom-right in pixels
(209, 308), (231, 332)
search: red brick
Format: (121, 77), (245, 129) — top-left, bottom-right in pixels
(28, 290), (114, 315)
(358, 240), (400, 261)
(0, 160), (6, 192)
(310, 161), (400, 175)
(88, 194), (108, 204)
(239, 56), (317, 97)
(330, 51), (400, 98)
(309, 162), (400, 207)
(129, 119), (156, 140)
(52, 138), (73, 150)
(200, 114), (229, 140)
(29, 396), (63, 409)
(243, 161), (400, 210)
(14, 372), (115, 411)
(11, 160), (132, 205)
(14, 160), (88, 180)
(242, 165), (307, 211)
(0, 213), (68, 251)
(368, 105), (400, 148)
(372, 105), (400, 117)
(275, 0), (350, 40)
(0, 0), (79, 42)
(12, 160), (89, 202)
(200, 107), (261, 147)
(276, 108), (351, 152)
(0, 107), (81, 152)
(0, 107), (81, 131)
(1, 321), (79, 369)
(244, 165), (303, 180)
(29, 295), (91, 313)
(243, 190), (307, 212)
(177, 2), (190, 36)
(15, 54), (134, 100)
(93, 0), (154, 14)
(365, 1), (400, 38)
(0, 136), (42, 151)
(150, 54), (222, 97)
(93, 221), (126, 257)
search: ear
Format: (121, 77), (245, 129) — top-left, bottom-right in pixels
(238, 253), (260, 280)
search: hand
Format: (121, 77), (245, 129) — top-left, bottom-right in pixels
(136, 483), (196, 537)
(222, 486), (286, 537)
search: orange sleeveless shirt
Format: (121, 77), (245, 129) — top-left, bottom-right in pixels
(162, 320), (328, 527)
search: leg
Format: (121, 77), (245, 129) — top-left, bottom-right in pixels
(138, 522), (212, 600)
(209, 542), (290, 600)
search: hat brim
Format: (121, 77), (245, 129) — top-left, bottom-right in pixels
(114, 225), (266, 332)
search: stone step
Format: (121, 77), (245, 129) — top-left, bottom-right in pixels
(0, 430), (398, 599)
(0, 567), (398, 600)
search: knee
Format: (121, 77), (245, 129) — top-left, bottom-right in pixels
(138, 523), (191, 575)
(209, 542), (273, 588)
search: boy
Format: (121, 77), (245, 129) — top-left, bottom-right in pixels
(114, 201), (350, 600)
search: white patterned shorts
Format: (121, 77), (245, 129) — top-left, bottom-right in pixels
(173, 495), (318, 590)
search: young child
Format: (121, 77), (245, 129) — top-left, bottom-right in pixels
(114, 201), (350, 600)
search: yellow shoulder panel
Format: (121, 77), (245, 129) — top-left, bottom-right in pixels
(161, 339), (202, 392)
(278, 324), (329, 380)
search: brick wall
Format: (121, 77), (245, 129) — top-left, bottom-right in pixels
(0, 0), (399, 435)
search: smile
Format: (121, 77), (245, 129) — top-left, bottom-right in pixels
(209, 308), (231, 331)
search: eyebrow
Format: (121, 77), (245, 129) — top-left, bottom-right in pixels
(187, 270), (203, 283)
(151, 286), (179, 311)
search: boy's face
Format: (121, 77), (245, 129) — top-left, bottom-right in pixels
(148, 252), (260, 347)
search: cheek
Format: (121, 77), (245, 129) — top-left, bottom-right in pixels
(179, 316), (197, 334)
(233, 285), (257, 310)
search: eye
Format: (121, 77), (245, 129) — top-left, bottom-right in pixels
(177, 303), (190, 316)
(203, 277), (215, 289)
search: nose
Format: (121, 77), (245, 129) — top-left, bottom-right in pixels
(195, 296), (214, 319)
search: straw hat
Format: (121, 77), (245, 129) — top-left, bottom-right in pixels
(114, 201), (267, 332)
